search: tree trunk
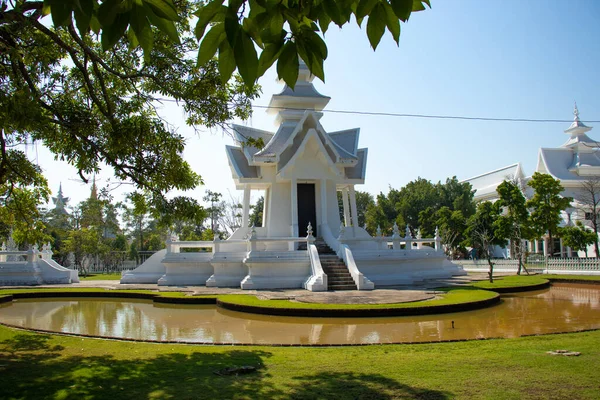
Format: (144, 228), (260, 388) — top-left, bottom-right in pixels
(487, 256), (494, 283)
(547, 232), (553, 258)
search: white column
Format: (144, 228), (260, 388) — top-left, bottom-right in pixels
(242, 186), (251, 229)
(291, 178), (298, 237)
(320, 179), (328, 231)
(263, 187), (270, 229)
(349, 185), (359, 229)
(341, 187), (351, 227)
(542, 238), (547, 256)
(559, 238), (564, 257)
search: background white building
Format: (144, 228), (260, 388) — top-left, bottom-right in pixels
(462, 105), (600, 258)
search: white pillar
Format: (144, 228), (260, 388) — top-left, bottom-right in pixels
(341, 187), (351, 227)
(242, 186), (251, 229)
(349, 185), (359, 229)
(542, 238), (547, 257)
(263, 187), (270, 229)
(291, 178), (298, 237)
(320, 179), (328, 232)
(559, 238), (564, 257)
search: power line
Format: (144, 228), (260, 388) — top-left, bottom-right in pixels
(251, 105), (600, 124)
(150, 96), (600, 124)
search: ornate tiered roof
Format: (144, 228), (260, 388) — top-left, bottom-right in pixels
(226, 62), (367, 186)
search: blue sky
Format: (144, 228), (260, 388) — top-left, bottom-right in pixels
(37, 0), (600, 207)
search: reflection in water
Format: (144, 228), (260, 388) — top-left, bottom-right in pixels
(0, 283), (599, 345)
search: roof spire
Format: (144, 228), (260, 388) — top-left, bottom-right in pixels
(90, 175), (98, 200)
(574, 101), (580, 121)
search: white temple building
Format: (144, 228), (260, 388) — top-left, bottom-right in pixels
(462, 104), (600, 258)
(121, 64), (465, 289)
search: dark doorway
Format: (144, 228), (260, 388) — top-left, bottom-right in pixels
(297, 183), (317, 237)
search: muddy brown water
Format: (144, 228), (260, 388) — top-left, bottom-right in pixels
(0, 283), (599, 345)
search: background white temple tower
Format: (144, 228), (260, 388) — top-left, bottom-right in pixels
(226, 63), (368, 242)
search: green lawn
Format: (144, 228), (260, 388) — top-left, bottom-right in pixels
(218, 288), (497, 310)
(79, 273), (122, 281)
(0, 324), (598, 399)
(543, 274), (600, 282)
(470, 275), (549, 290)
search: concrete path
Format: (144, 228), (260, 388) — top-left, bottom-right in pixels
(1, 272), (505, 305)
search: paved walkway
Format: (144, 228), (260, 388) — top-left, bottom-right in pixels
(1, 273), (500, 305)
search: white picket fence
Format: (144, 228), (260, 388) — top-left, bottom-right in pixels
(455, 257), (600, 275)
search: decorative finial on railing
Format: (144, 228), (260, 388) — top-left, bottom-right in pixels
(405, 225), (411, 239)
(307, 222), (313, 238)
(32, 243), (39, 252)
(42, 243), (48, 252)
(47, 242), (52, 251)
(250, 224), (257, 240)
(1, 242), (6, 252)
(435, 226), (440, 238)
(392, 222), (400, 237)
(376, 225), (382, 237)
(338, 222), (345, 240)
(417, 228), (422, 240)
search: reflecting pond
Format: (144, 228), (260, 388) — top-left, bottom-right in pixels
(0, 283), (599, 345)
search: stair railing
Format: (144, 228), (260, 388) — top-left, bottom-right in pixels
(321, 224), (374, 290)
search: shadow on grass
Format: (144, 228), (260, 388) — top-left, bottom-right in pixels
(0, 333), (450, 399)
(287, 372), (450, 399)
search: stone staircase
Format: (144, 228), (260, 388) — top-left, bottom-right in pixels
(314, 239), (357, 291)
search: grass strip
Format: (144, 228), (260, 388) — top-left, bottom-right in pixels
(470, 275), (550, 292)
(544, 274), (600, 283)
(216, 289), (499, 317)
(0, 325), (599, 399)
(79, 273), (122, 281)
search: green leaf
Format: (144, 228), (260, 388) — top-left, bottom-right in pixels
(101, 12), (129, 50)
(356, 0), (378, 19)
(322, 0), (343, 26)
(382, 2), (400, 45)
(50, 3), (72, 27)
(243, 17), (263, 48)
(74, 0), (94, 36)
(97, 0), (120, 26)
(391, 0), (413, 21)
(277, 41), (299, 89)
(233, 30), (258, 87)
(269, 10), (284, 37)
(145, 4), (180, 43)
(130, 6), (154, 59)
(197, 23), (225, 67)
(297, 43), (324, 82)
(224, 13), (240, 47)
(366, 3), (386, 50)
(218, 40), (236, 84)
(304, 30), (327, 60)
(143, 0), (179, 21)
(90, 15), (101, 34)
(194, 1), (225, 39)
(412, 0), (430, 12)
(126, 27), (139, 50)
(257, 41), (284, 77)
(315, 4), (332, 33)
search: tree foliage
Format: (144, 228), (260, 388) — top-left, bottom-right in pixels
(495, 179), (531, 274)
(574, 177), (600, 258)
(527, 172), (572, 257)
(1, 0), (256, 233)
(365, 177), (474, 257)
(560, 221), (596, 258)
(465, 201), (505, 282)
(37, 0), (431, 89)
